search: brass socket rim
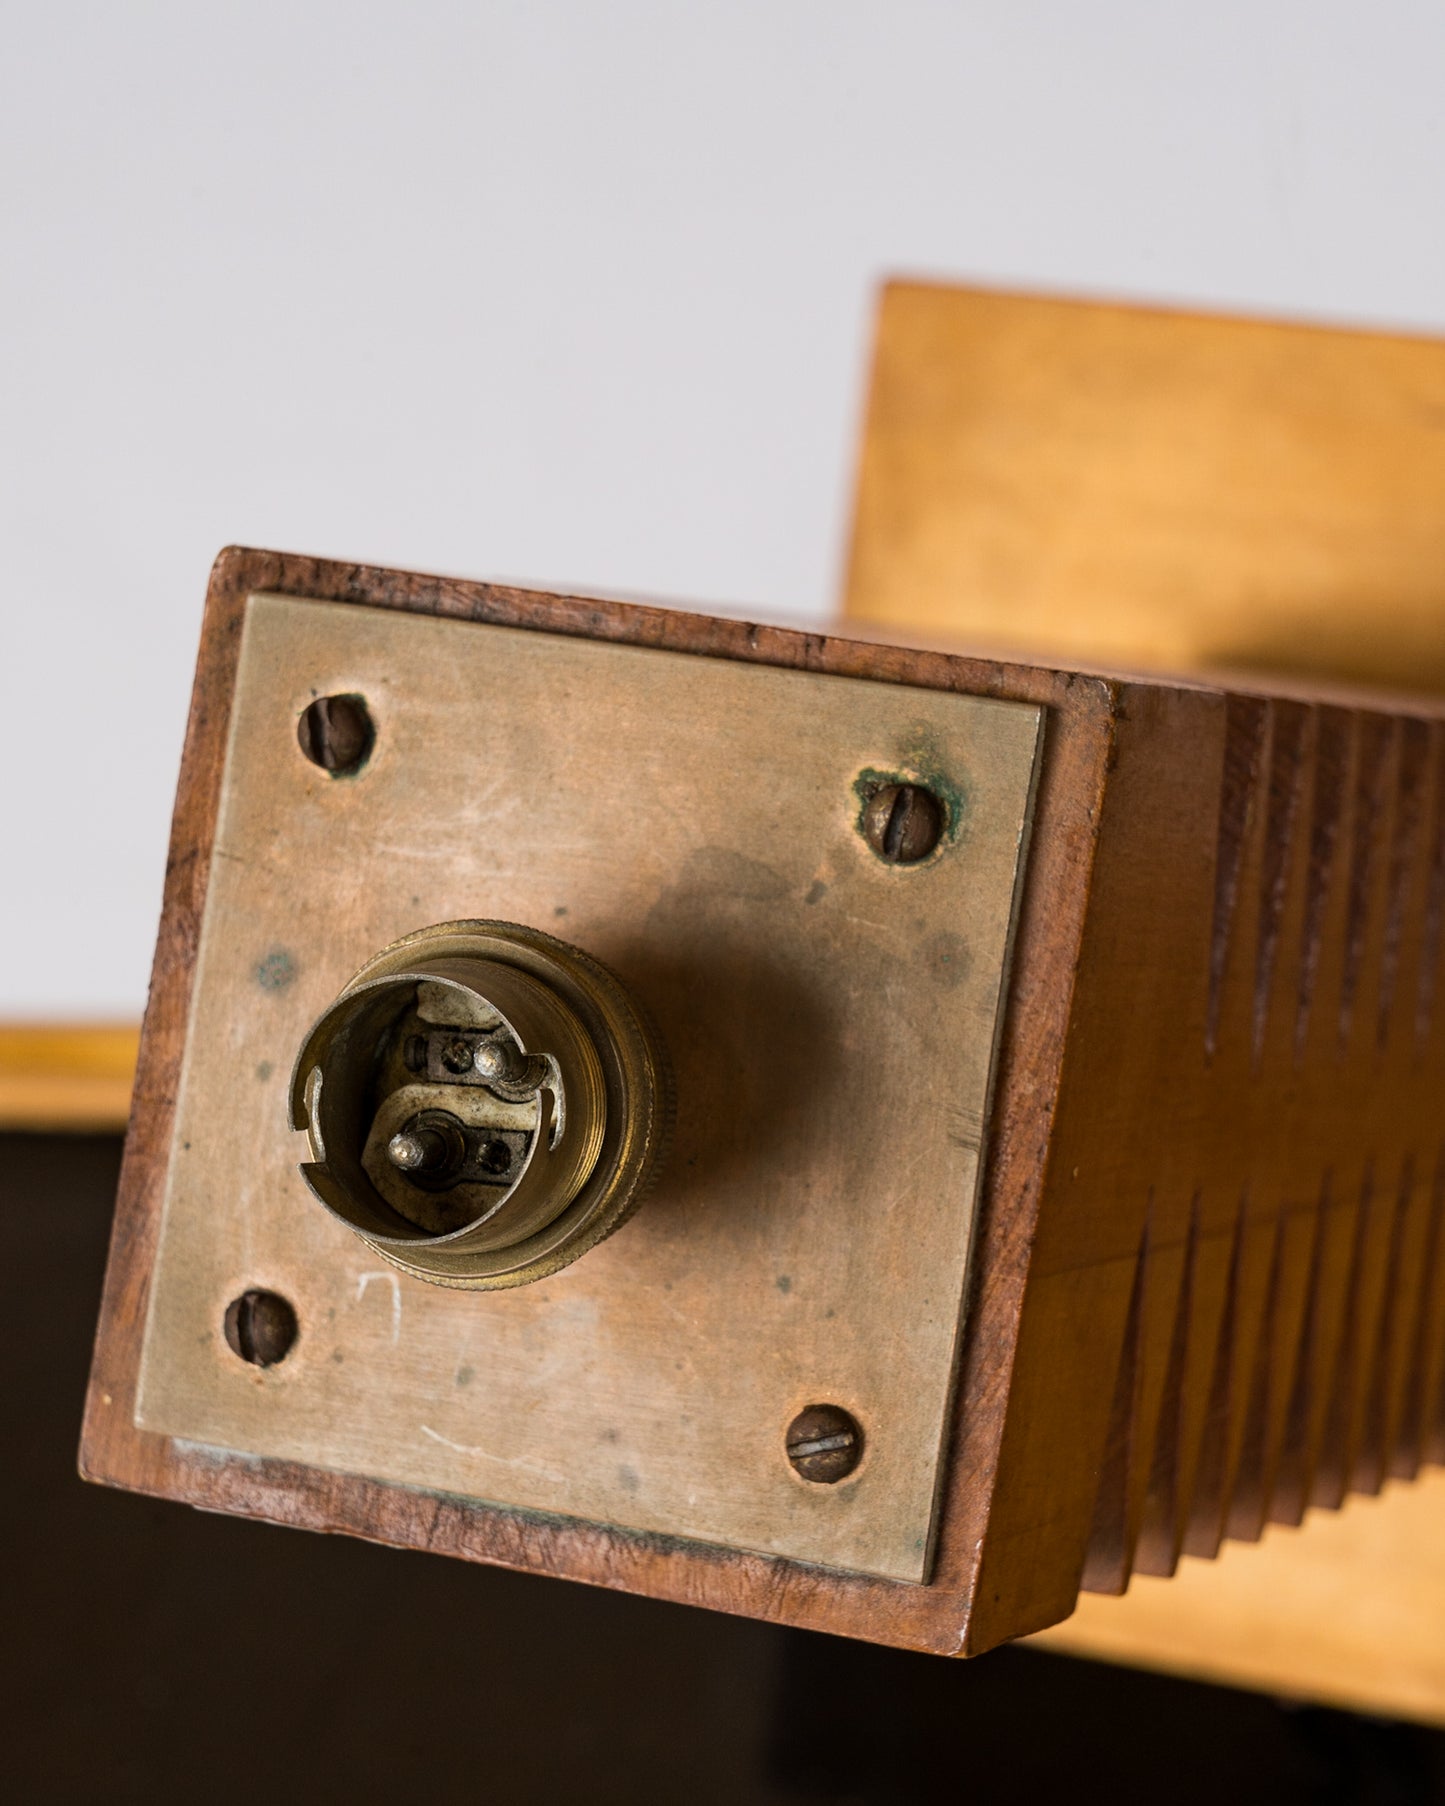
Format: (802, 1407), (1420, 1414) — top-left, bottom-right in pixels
(289, 920), (671, 1290)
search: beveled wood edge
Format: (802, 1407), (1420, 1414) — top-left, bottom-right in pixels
(80, 546), (1117, 1656)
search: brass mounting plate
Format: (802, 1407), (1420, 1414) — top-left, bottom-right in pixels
(136, 594), (1041, 1582)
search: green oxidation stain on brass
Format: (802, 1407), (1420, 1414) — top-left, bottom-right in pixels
(255, 948), (297, 992)
(852, 743), (969, 853)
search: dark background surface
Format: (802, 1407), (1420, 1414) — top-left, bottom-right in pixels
(9, 1131), (1445, 1805)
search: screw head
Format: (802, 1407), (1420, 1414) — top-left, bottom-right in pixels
(786, 1403), (863, 1483)
(440, 1037), (475, 1074)
(479, 1137), (513, 1176)
(223, 1289), (298, 1367)
(297, 694), (374, 775)
(861, 783), (944, 864)
(473, 1037), (521, 1082)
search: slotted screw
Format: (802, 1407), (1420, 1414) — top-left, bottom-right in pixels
(223, 1290), (298, 1368)
(862, 784), (944, 864)
(297, 694), (374, 775)
(786, 1404), (864, 1483)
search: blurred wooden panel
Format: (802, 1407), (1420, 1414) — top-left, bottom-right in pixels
(0, 1026), (138, 1131)
(1031, 1471), (1445, 1727)
(844, 278), (1445, 1720)
(844, 282), (1445, 692)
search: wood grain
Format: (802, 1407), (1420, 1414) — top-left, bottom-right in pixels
(954, 675), (1445, 1635)
(845, 282), (1445, 693)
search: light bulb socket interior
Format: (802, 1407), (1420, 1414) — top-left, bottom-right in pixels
(289, 920), (670, 1289)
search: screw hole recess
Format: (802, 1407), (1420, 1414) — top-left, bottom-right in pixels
(298, 694), (374, 776)
(786, 1404), (863, 1483)
(861, 783), (944, 864)
(223, 1290), (299, 1367)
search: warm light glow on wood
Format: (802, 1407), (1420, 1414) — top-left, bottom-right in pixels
(0, 1025), (138, 1131)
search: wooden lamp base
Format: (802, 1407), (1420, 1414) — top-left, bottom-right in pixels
(843, 278), (1445, 1717)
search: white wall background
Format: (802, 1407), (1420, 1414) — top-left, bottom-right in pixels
(5, 0), (1445, 1015)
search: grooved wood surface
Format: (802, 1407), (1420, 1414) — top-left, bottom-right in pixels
(1076, 694), (1445, 1598)
(845, 279), (1445, 1702)
(1033, 1470), (1445, 1727)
